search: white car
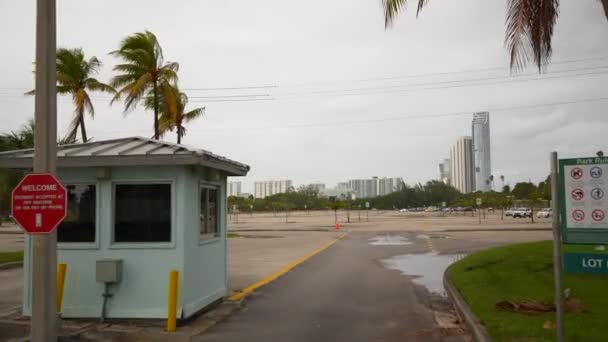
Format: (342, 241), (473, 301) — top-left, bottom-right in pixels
(537, 208), (552, 218)
(513, 208), (532, 218)
(505, 208), (516, 217)
(399, 208), (408, 212)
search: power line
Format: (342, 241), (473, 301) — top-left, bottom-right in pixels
(182, 85), (277, 91)
(278, 55), (608, 87)
(1, 55), (607, 93)
(88, 96), (608, 134)
(2, 63), (608, 102)
(276, 65), (608, 97)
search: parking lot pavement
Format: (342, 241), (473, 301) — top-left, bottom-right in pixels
(227, 231), (343, 292)
(228, 211), (552, 233)
(0, 267), (22, 317)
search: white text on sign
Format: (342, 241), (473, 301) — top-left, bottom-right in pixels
(21, 184), (58, 192)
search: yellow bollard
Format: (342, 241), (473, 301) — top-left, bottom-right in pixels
(167, 270), (179, 332)
(56, 263), (67, 313)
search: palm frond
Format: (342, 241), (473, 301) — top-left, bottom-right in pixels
(182, 107), (205, 122)
(86, 78), (115, 94)
(82, 91), (95, 118)
(109, 73), (141, 89)
(529, 0), (559, 71)
(64, 115), (80, 144)
(73, 89), (87, 117)
(506, 0), (533, 71)
(24, 89), (35, 96)
(506, 0), (559, 72)
(383, 0), (407, 28)
(602, 0), (608, 18)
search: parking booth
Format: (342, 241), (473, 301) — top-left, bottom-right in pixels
(0, 137), (249, 319)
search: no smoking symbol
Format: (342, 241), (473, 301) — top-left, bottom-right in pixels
(571, 167), (583, 179)
(572, 210), (585, 222)
(592, 209), (605, 222)
(571, 188), (585, 201)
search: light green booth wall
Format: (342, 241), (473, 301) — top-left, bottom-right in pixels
(181, 167), (228, 317)
(22, 165), (228, 319)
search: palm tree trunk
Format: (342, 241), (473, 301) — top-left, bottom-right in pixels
(177, 125), (182, 144)
(79, 110), (88, 143)
(153, 79), (159, 140)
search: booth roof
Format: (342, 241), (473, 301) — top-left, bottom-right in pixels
(0, 136), (250, 176)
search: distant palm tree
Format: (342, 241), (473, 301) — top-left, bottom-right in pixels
(27, 48), (114, 143)
(110, 31), (179, 139)
(382, 0), (608, 70)
(144, 86), (205, 144)
(489, 174), (495, 191)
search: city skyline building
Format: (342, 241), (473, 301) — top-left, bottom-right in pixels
(348, 177), (404, 199)
(472, 112), (492, 192)
(254, 180), (293, 198)
(449, 136), (475, 193)
(228, 181), (242, 197)
(438, 158), (450, 184)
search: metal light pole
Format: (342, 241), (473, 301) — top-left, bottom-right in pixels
(31, 0), (58, 340)
(550, 152), (565, 342)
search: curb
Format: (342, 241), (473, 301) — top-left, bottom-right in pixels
(227, 233), (346, 302)
(443, 267), (492, 342)
(0, 261), (23, 271)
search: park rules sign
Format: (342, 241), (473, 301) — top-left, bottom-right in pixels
(559, 156), (608, 244)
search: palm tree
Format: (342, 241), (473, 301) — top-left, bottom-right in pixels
(27, 48), (114, 143)
(144, 86), (205, 144)
(109, 31), (179, 139)
(382, 0), (608, 70)
(489, 174), (495, 191)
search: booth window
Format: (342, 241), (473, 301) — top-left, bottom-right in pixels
(114, 184), (172, 243)
(200, 186), (220, 238)
(58, 184), (96, 243)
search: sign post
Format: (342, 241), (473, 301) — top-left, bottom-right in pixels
(551, 152), (565, 342)
(27, 0), (59, 340)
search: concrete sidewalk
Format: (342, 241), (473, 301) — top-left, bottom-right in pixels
(0, 230), (343, 341)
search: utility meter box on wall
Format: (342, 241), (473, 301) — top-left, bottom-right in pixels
(96, 259), (123, 283)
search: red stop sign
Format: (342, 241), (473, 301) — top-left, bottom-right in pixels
(11, 173), (67, 234)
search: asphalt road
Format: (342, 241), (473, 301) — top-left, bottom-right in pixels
(195, 231), (482, 342)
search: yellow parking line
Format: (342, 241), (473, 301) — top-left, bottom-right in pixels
(227, 234), (347, 302)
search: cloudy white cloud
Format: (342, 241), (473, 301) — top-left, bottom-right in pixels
(0, 0), (607, 192)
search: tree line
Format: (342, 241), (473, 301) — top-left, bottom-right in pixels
(228, 177), (553, 213)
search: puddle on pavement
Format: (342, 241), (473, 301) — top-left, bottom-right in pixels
(416, 234), (430, 239)
(382, 253), (456, 296)
(369, 235), (413, 246)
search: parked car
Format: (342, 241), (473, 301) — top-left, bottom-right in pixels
(505, 208), (516, 217)
(513, 208), (532, 218)
(399, 208), (408, 212)
(537, 208), (552, 218)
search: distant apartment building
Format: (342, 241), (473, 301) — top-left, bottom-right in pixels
(472, 112), (492, 192)
(228, 181), (242, 197)
(438, 158), (450, 184)
(449, 136), (475, 193)
(254, 180), (293, 198)
(348, 177), (404, 199)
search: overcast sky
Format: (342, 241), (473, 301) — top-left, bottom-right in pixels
(1, 0), (607, 192)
